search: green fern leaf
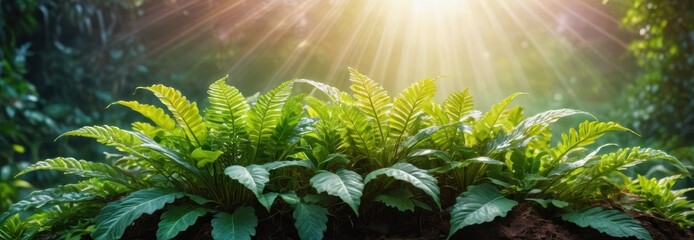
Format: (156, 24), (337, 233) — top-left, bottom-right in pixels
(292, 202), (329, 240)
(110, 101), (177, 131)
(247, 80), (295, 161)
(348, 67), (391, 146)
(224, 165), (270, 201)
(474, 92), (525, 141)
(443, 89), (474, 122)
(205, 77), (250, 136)
(587, 147), (688, 178)
(364, 163), (440, 208)
(211, 207), (258, 240)
(266, 95), (305, 155)
(296, 79), (343, 102)
(60, 125), (140, 152)
(562, 207), (652, 240)
(0, 187), (97, 224)
(448, 184), (518, 239)
(492, 109), (588, 153)
(339, 105), (377, 160)
(17, 157), (132, 187)
(92, 188), (188, 240)
(389, 78), (437, 144)
(157, 205), (208, 240)
(140, 84), (207, 146)
(551, 121), (631, 163)
(310, 169), (364, 214)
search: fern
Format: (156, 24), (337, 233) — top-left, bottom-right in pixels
(205, 77), (250, 139)
(140, 84), (207, 146)
(17, 157), (134, 187)
(110, 101), (177, 132)
(473, 92), (524, 141)
(60, 125), (140, 152)
(349, 68), (391, 146)
(247, 80), (295, 162)
(443, 89), (474, 122)
(388, 78), (437, 145)
(339, 105), (377, 161)
(548, 121), (630, 168)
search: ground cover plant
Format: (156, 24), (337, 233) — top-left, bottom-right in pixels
(1, 69), (693, 239)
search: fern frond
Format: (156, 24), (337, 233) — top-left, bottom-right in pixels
(206, 77), (250, 135)
(60, 126), (140, 152)
(348, 68), (391, 146)
(109, 101), (177, 132)
(491, 109), (587, 153)
(339, 105), (377, 163)
(474, 92), (525, 141)
(443, 89), (474, 122)
(140, 84), (207, 146)
(247, 80), (295, 162)
(550, 121), (630, 163)
(586, 147), (683, 179)
(389, 78), (437, 146)
(17, 157), (133, 187)
(266, 95), (306, 157)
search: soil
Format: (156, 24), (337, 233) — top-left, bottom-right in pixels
(118, 202), (693, 240)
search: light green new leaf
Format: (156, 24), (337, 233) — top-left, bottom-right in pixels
(206, 77), (250, 134)
(292, 202), (329, 240)
(225, 165), (270, 201)
(110, 100), (177, 131)
(389, 78), (437, 143)
(551, 121), (631, 163)
(310, 169), (364, 214)
(157, 205), (208, 240)
(92, 188), (188, 240)
(443, 89), (474, 122)
(60, 125), (140, 151)
(562, 207), (652, 240)
(374, 189), (416, 212)
(191, 147), (223, 168)
(17, 157), (132, 186)
(140, 84), (207, 146)
(587, 147), (689, 179)
(211, 207), (258, 240)
(348, 67), (391, 145)
(247, 80), (295, 160)
(474, 92), (525, 140)
(448, 184), (518, 239)
(296, 79), (343, 102)
(364, 163), (440, 208)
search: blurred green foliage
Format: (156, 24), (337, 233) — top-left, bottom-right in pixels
(619, 0), (694, 151)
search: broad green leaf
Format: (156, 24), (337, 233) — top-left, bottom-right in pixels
(191, 147), (223, 168)
(224, 165), (270, 201)
(389, 78), (437, 143)
(262, 160), (314, 171)
(443, 89), (474, 122)
(280, 191), (301, 205)
(157, 205), (208, 240)
(17, 157), (132, 186)
(348, 67), (391, 146)
(374, 189), (415, 212)
(364, 163), (440, 208)
(92, 188), (188, 240)
(296, 79), (343, 103)
(247, 80), (295, 161)
(448, 184), (518, 239)
(110, 100), (177, 131)
(562, 207), (652, 240)
(211, 207), (257, 240)
(140, 84), (207, 146)
(292, 202), (328, 240)
(258, 192), (280, 212)
(525, 198), (569, 208)
(205, 77), (250, 135)
(310, 169), (364, 214)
